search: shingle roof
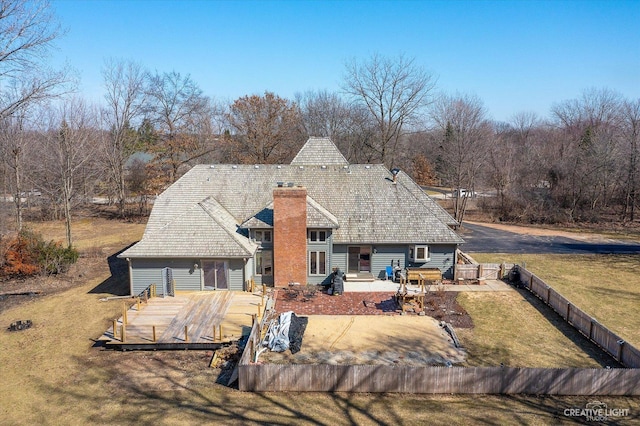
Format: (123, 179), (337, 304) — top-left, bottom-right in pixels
(121, 196), (257, 258)
(290, 137), (349, 166)
(121, 138), (463, 258)
(240, 195), (339, 229)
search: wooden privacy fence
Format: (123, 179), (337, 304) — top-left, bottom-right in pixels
(516, 266), (640, 369)
(454, 251), (514, 280)
(454, 263), (506, 280)
(237, 264), (640, 394)
(238, 363), (640, 394)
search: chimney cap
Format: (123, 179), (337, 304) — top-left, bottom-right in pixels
(277, 181), (284, 187)
(287, 182), (294, 187)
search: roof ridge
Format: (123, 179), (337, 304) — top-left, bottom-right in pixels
(198, 197), (257, 256)
(306, 195), (339, 227)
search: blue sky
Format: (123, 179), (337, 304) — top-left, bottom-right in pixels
(52, 0), (639, 122)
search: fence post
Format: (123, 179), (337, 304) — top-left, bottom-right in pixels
(546, 286), (551, 303)
(123, 302), (128, 325)
(617, 340), (625, 362)
(152, 325), (157, 342)
(529, 275), (533, 289)
(566, 302), (571, 321)
(112, 320), (118, 339)
(184, 326), (189, 343)
(121, 324), (126, 343)
(589, 318), (596, 340)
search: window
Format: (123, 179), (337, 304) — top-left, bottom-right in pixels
(255, 230), (272, 243)
(256, 250), (272, 276)
(410, 245), (430, 262)
(309, 229), (327, 242)
(309, 251), (327, 275)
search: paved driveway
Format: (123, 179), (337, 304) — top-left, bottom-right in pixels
(460, 222), (640, 254)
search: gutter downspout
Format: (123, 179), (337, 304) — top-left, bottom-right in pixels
(126, 258), (133, 296)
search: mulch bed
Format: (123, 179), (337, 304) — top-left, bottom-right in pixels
(274, 288), (474, 328)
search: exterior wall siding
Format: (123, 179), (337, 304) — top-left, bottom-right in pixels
(406, 244), (456, 279)
(228, 258), (245, 291)
(130, 258), (202, 296)
(332, 244), (456, 280)
(371, 245), (406, 279)
(331, 245), (348, 275)
(130, 258), (247, 295)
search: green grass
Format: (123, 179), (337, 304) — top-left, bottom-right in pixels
(471, 253), (640, 347)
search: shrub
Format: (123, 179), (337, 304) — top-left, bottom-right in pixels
(1, 229), (79, 277)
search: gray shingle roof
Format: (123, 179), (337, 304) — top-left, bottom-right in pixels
(240, 195), (339, 229)
(121, 196), (257, 258)
(121, 138), (463, 258)
(290, 137), (349, 166)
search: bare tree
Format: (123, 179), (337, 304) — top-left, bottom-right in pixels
(621, 98), (640, 221)
(0, 109), (32, 231)
(223, 92), (305, 163)
(145, 71), (215, 182)
(430, 93), (492, 223)
(35, 98), (99, 247)
(101, 59), (147, 217)
(296, 89), (376, 163)
(0, 0), (70, 120)
(342, 53), (436, 167)
(551, 88), (623, 221)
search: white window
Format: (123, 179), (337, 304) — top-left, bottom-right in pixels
(410, 245), (430, 262)
(255, 230), (272, 243)
(309, 230), (327, 242)
(256, 250), (272, 276)
(309, 251), (327, 275)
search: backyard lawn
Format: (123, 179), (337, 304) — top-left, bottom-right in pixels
(471, 253), (640, 347)
(0, 219), (638, 424)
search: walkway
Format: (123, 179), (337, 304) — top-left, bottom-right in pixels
(343, 279), (512, 293)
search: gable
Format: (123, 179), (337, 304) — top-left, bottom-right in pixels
(240, 195), (339, 229)
(121, 197), (258, 258)
(290, 137), (349, 166)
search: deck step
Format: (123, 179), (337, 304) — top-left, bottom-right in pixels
(345, 273), (375, 282)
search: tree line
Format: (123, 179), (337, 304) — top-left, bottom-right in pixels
(1, 0), (639, 252)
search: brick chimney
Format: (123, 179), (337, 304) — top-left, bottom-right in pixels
(273, 185), (307, 287)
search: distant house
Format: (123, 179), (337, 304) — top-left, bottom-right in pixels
(119, 137), (464, 295)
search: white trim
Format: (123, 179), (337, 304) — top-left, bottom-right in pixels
(308, 250), (327, 276)
(410, 245), (430, 262)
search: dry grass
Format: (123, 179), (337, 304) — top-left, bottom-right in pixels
(456, 291), (616, 368)
(1, 219), (639, 424)
(28, 217), (146, 252)
(471, 253), (640, 347)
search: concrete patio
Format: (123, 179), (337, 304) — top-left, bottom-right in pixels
(343, 279), (512, 293)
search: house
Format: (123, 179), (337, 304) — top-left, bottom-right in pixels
(119, 137), (464, 296)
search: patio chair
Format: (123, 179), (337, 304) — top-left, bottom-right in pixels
(385, 266), (394, 281)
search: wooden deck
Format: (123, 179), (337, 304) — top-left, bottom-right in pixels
(102, 291), (265, 349)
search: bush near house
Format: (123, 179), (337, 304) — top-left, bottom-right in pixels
(1, 229), (78, 277)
